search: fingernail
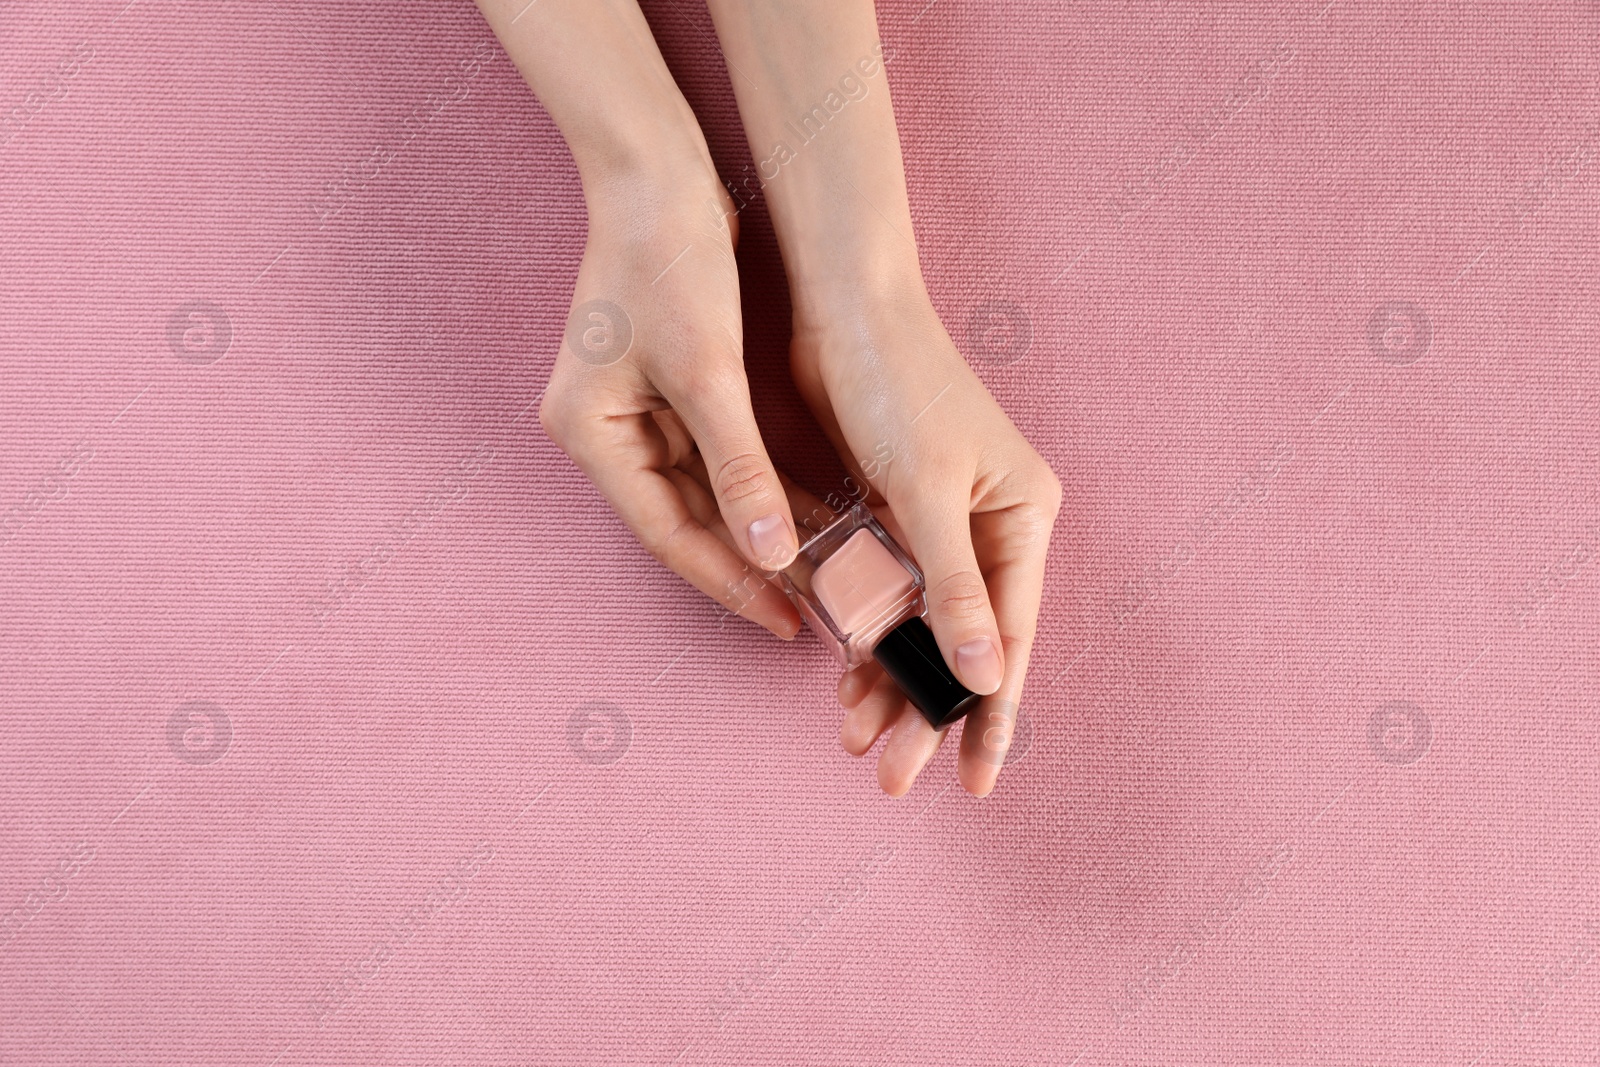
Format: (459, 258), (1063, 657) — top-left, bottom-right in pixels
(748, 514), (797, 570)
(955, 638), (1003, 695)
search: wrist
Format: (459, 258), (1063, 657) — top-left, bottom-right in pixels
(568, 107), (726, 223)
(791, 272), (958, 382)
(786, 244), (930, 338)
(746, 144), (929, 331)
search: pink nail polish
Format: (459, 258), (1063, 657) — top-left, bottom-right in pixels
(779, 504), (978, 729)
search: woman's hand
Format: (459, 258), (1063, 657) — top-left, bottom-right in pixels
(697, 0), (1061, 796)
(475, 0), (802, 636)
(792, 286), (1063, 798)
(538, 171), (805, 639)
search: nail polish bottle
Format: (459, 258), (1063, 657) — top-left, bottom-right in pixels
(780, 503), (979, 729)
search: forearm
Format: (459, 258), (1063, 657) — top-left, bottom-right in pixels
(702, 0), (926, 324)
(475, 0), (721, 209)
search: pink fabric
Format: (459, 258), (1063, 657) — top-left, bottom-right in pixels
(3, 0), (1597, 1063)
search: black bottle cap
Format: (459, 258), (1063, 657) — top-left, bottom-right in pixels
(872, 615), (981, 730)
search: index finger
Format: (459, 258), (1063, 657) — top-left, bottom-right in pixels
(566, 409), (802, 638)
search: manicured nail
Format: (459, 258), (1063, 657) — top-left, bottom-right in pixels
(748, 514), (797, 570)
(955, 638), (1003, 695)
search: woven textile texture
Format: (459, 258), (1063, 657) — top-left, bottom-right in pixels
(2, 1), (1598, 1064)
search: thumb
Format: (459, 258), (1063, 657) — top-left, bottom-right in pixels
(895, 489), (1006, 696)
(663, 362), (800, 572)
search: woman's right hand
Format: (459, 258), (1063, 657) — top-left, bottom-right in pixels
(537, 168), (805, 640)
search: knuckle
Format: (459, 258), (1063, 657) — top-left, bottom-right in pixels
(688, 353), (747, 401)
(1009, 501), (1059, 548)
(713, 451), (775, 506)
(1000, 462), (1064, 543)
(638, 513), (696, 571)
(536, 389), (570, 446)
(997, 458), (1063, 513)
(1038, 466), (1065, 514)
(998, 632), (1031, 662)
(930, 570), (991, 622)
